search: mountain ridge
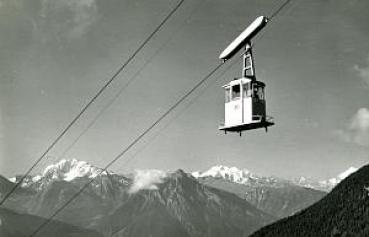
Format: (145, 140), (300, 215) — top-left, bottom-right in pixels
(191, 165), (332, 218)
(0, 161), (274, 237)
(192, 165), (358, 191)
(103, 169), (274, 237)
(2, 160), (358, 236)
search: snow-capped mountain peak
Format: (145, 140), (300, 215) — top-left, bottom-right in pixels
(42, 159), (106, 182)
(192, 165), (257, 184)
(193, 165), (360, 192)
(295, 167), (359, 191)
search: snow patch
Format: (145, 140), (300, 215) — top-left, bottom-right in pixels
(8, 177), (16, 183)
(129, 170), (167, 193)
(195, 165), (359, 192)
(42, 159), (106, 182)
(192, 165), (255, 184)
(295, 167), (359, 191)
(32, 175), (42, 182)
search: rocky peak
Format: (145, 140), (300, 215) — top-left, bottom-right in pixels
(41, 159), (106, 182)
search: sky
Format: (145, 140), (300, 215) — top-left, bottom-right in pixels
(0, 0), (369, 179)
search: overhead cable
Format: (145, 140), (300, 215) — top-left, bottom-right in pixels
(0, 0), (185, 206)
(28, 0), (293, 236)
(29, 61), (225, 237)
(59, 0), (204, 159)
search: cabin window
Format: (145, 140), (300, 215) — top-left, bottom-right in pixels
(243, 83), (251, 97)
(231, 84), (240, 100)
(257, 87), (264, 100)
(225, 87), (231, 103)
(252, 85), (264, 101)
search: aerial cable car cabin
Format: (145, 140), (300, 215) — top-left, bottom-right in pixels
(218, 16), (274, 135)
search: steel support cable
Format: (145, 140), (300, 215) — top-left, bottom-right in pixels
(269, 0), (292, 20)
(59, 0), (205, 160)
(113, 56), (241, 178)
(113, 2), (296, 234)
(28, 62), (225, 237)
(28, 0), (293, 236)
(110, 58), (241, 237)
(111, 0), (295, 167)
(0, 0), (185, 206)
(60, 0), (290, 172)
(113, 0), (288, 174)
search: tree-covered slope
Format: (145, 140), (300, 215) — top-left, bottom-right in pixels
(251, 164), (369, 237)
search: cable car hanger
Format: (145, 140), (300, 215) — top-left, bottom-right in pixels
(218, 16), (274, 136)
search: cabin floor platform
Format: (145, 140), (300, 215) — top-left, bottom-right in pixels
(219, 120), (274, 133)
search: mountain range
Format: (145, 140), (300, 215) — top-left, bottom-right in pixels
(192, 165), (358, 192)
(0, 159), (273, 237)
(101, 170), (274, 237)
(191, 165), (358, 218)
(192, 165), (326, 218)
(0, 160), (361, 237)
(292, 166), (358, 191)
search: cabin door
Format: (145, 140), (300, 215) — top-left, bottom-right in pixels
(225, 83), (243, 126)
(252, 84), (266, 120)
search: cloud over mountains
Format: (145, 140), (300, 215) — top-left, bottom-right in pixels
(337, 107), (369, 147)
(129, 169), (167, 193)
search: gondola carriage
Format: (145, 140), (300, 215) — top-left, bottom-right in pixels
(218, 16), (274, 135)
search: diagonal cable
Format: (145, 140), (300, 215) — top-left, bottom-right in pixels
(59, 0), (204, 160)
(28, 61), (225, 237)
(269, 0), (292, 21)
(0, 0), (185, 206)
(113, 56), (241, 177)
(27, 0), (293, 236)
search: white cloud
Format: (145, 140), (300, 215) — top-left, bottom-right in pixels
(129, 170), (167, 194)
(337, 108), (369, 146)
(349, 108), (369, 132)
(354, 57), (369, 88)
